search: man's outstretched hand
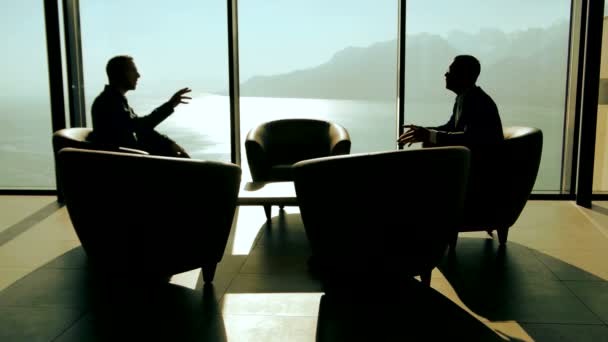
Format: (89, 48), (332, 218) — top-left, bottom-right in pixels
(169, 87), (192, 108)
(398, 124), (431, 146)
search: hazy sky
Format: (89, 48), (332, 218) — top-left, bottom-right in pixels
(407, 0), (572, 35)
(0, 0), (587, 97)
(78, 0), (573, 91)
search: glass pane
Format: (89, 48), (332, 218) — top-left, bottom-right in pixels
(80, 0), (230, 162)
(239, 1), (399, 181)
(0, 2), (55, 189)
(593, 10), (608, 192)
(405, 0), (572, 192)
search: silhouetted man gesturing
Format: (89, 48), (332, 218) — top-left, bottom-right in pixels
(91, 55), (192, 157)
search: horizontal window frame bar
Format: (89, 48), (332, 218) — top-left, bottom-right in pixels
(0, 189), (580, 201)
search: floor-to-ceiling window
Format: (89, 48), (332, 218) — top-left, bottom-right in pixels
(8, 0), (587, 194)
(79, 0), (231, 162)
(404, 0), (572, 192)
(238, 1), (399, 181)
(0, 2), (56, 189)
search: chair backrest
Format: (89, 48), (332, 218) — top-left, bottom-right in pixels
(465, 126), (543, 228)
(58, 147), (242, 277)
(52, 127), (95, 152)
(52, 127), (149, 155)
(52, 127), (150, 202)
(293, 147), (470, 281)
(246, 118), (351, 166)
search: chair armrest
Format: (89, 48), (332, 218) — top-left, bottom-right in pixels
(245, 126), (268, 151)
(118, 147), (150, 155)
(328, 124), (351, 156)
(245, 139), (270, 181)
(245, 126), (272, 181)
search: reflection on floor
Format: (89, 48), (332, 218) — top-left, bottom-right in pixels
(0, 197), (607, 341)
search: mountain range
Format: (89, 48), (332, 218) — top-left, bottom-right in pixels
(236, 20), (570, 106)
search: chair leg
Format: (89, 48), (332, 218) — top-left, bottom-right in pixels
(264, 205), (272, 221)
(497, 227), (509, 245)
(202, 264), (217, 283)
(420, 270), (432, 287)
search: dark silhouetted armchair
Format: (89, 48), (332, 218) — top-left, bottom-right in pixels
(293, 147), (471, 290)
(245, 118), (351, 219)
(57, 147), (241, 283)
(451, 126), (543, 249)
(53, 127), (148, 202)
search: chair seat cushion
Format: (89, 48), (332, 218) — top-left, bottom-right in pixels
(267, 164), (294, 181)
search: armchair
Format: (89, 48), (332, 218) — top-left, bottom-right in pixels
(451, 126), (543, 249)
(293, 147), (470, 289)
(245, 118), (351, 219)
(57, 147), (241, 283)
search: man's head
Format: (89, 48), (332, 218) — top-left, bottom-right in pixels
(445, 55), (480, 94)
(106, 55), (140, 92)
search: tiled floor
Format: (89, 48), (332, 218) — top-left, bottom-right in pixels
(0, 197), (607, 341)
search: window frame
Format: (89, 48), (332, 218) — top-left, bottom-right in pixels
(3, 0), (603, 204)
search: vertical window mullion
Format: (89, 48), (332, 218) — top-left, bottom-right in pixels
(576, 0), (606, 207)
(228, 0), (242, 165)
(397, 0), (406, 149)
(62, 0), (86, 128)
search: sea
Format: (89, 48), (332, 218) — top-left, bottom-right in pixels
(0, 94), (563, 191)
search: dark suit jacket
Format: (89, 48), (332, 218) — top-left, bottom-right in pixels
(427, 86), (504, 207)
(428, 86), (503, 151)
(91, 85), (174, 151)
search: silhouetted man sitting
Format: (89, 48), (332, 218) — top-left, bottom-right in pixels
(398, 55), (504, 222)
(91, 55), (192, 158)
(398, 54), (503, 151)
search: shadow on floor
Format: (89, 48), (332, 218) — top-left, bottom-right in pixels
(589, 203), (608, 217)
(438, 237), (607, 340)
(0, 247), (228, 342)
(316, 278), (512, 342)
(3, 213), (607, 341)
